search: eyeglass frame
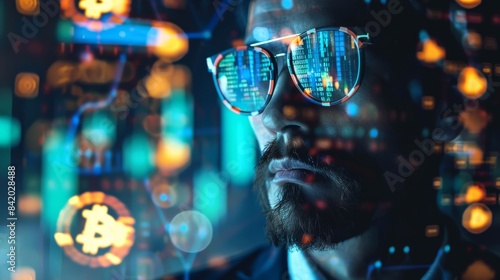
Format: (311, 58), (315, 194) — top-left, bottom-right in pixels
(206, 26), (370, 116)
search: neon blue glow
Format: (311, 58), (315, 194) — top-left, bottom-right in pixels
(389, 246), (395, 254)
(403, 246), (410, 254)
(58, 19), (210, 46)
(194, 169), (227, 224)
(253, 27), (270, 42)
(374, 260), (382, 269)
(346, 103), (359, 117)
(281, 0), (293, 9)
(419, 30), (430, 41)
(369, 128), (379, 138)
(0, 117), (20, 147)
(180, 224), (188, 233)
(444, 245), (450, 253)
(222, 109), (256, 187)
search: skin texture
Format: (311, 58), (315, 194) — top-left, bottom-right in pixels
(243, 0), (445, 278)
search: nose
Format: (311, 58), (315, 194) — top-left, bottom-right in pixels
(261, 67), (316, 137)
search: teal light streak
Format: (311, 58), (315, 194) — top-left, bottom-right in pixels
(222, 109), (256, 187)
(123, 133), (153, 178)
(0, 117), (20, 147)
(42, 128), (77, 280)
(194, 169), (227, 224)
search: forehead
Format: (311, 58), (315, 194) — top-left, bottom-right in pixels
(245, 0), (368, 44)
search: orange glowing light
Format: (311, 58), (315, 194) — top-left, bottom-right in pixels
(155, 138), (191, 173)
(15, 73), (39, 98)
(78, 0), (113, 19)
(465, 184), (485, 203)
(417, 39), (446, 64)
(145, 75), (171, 99)
(46, 61), (81, 88)
(422, 96), (435, 110)
(16, 0), (40, 15)
(461, 260), (495, 280)
(456, 0), (482, 9)
(148, 22), (189, 62)
(457, 67), (488, 99)
(460, 109), (489, 134)
(18, 195), (42, 215)
(425, 225), (440, 237)
(301, 234), (313, 245)
(465, 32), (482, 49)
(11, 267), (36, 280)
(462, 203), (492, 234)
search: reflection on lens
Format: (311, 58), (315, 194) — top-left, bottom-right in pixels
(215, 48), (273, 114)
(290, 29), (360, 104)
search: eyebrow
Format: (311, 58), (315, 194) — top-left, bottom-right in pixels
(249, 33), (299, 47)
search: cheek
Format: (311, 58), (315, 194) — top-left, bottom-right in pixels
(248, 115), (274, 151)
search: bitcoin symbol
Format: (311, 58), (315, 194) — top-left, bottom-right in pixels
(78, 0), (113, 19)
(76, 204), (129, 255)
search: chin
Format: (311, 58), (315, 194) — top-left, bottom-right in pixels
(263, 181), (373, 251)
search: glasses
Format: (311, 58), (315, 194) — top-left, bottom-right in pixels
(206, 27), (370, 116)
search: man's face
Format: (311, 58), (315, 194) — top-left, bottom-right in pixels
(246, 0), (422, 250)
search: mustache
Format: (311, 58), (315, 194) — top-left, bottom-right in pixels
(256, 138), (349, 183)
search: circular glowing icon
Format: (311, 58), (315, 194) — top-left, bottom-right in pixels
(54, 192), (135, 268)
(168, 210), (213, 253)
(60, 0), (131, 31)
(462, 203), (492, 234)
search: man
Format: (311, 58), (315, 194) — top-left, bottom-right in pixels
(177, 0), (500, 279)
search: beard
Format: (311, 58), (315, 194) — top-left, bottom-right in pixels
(254, 138), (381, 251)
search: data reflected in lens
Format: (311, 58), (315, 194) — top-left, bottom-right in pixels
(215, 48), (274, 114)
(290, 29), (360, 105)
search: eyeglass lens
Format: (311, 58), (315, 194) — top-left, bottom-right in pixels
(289, 29), (360, 104)
(214, 29), (360, 114)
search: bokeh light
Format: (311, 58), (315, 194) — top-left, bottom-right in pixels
(456, 0), (482, 9)
(461, 260), (495, 280)
(460, 108), (489, 134)
(148, 22), (189, 62)
(457, 67), (488, 99)
(155, 137), (191, 174)
(168, 210), (213, 253)
(145, 74), (171, 99)
(417, 38), (446, 64)
(464, 184), (486, 204)
(15, 72), (39, 98)
(462, 203), (492, 234)
(151, 182), (177, 208)
(15, 0), (40, 15)
(18, 195), (42, 215)
(11, 267), (36, 280)
(0, 117), (21, 147)
(46, 61), (81, 88)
